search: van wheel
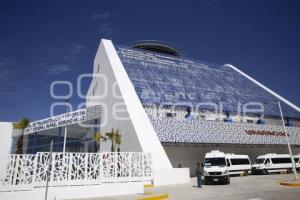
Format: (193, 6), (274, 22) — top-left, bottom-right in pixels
(226, 177), (231, 185)
(287, 169), (292, 174)
(244, 170), (248, 176)
(262, 169), (268, 175)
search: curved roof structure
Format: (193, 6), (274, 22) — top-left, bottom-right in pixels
(115, 45), (300, 119)
(131, 40), (181, 57)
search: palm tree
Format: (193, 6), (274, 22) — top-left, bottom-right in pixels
(93, 132), (107, 152)
(115, 130), (122, 152)
(105, 128), (117, 152)
(13, 118), (30, 154)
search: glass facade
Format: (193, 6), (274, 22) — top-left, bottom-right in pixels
(116, 45), (300, 118)
(11, 118), (101, 154)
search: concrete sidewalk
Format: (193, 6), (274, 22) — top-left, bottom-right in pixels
(72, 173), (300, 200)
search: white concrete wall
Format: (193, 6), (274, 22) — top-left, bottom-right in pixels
(164, 145), (300, 177)
(153, 168), (190, 186)
(86, 40), (142, 153)
(0, 122), (13, 177)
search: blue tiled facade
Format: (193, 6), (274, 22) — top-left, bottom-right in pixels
(116, 45), (299, 119)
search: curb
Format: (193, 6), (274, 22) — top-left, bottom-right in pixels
(280, 182), (300, 187)
(144, 192), (154, 195)
(137, 193), (169, 200)
(144, 184), (154, 188)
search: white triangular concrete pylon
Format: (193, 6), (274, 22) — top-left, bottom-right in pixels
(86, 39), (172, 170)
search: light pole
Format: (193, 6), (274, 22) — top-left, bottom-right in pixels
(45, 140), (53, 200)
(62, 99), (70, 154)
(278, 101), (298, 180)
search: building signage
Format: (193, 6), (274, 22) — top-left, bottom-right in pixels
(245, 130), (289, 137)
(24, 105), (101, 134)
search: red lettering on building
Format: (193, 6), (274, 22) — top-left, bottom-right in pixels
(245, 129), (289, 137)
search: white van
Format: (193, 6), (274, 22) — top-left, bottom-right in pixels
(252, 154), (293, 175)
(203, 150), (230, 184)
(293, 155), (300, 171)
(225, 154), (251, 176)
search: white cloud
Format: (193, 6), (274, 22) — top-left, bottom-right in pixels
(0, 69), (10, 78)
(70, 44), (86, 53)
(91, 11), (115, 37)
(91, 12), (110, 20)
(97, 23), (113, 37)
(0, 58), (11, 67)
(48, 64), (72, 75)
(0, 61), (8, 66)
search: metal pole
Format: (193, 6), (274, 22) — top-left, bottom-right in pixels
(62, 126), (67, 154)
(278, 101), (298, 179)
(62, 99), (70, 154)
(45, 140), (53, 200)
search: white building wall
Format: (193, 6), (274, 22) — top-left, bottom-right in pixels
(86, 40), (142, 153)
(0, 122), (13, 177)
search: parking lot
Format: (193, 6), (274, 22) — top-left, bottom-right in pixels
(83, 173), (300, 200)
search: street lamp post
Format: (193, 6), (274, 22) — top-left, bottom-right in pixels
(278, 101), (298, 180)
(45, 140), (53, 200)
(62, 99), (70, 154)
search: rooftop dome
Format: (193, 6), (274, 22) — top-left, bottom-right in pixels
(131, 40), (181, 57)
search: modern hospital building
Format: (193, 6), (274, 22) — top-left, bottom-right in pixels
(0, 39), (300, 194)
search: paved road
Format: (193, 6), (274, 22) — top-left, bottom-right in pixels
(81, 173), (300, 200)
(156, 174), (300, 200)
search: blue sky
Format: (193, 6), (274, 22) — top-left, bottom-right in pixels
(0, 0), (300, 122)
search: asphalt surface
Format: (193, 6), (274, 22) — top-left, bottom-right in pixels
(79, 173), (300, 200)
